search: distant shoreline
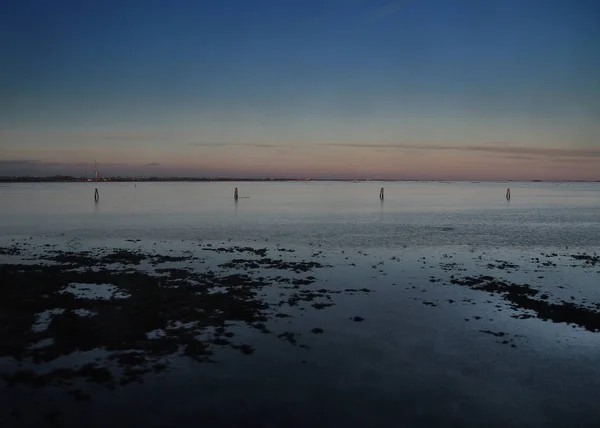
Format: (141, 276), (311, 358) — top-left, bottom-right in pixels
(0, 177), (598, 183)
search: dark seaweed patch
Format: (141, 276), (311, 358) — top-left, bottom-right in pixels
(1, 246), (360, 389)
(452, 275), (600, 332)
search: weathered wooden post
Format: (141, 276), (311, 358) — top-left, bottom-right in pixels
(234, 187), (239, 200)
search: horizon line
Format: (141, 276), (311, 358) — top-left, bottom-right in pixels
(1, 176), (598, 183)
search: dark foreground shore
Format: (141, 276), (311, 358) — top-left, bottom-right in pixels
(1, 239), (599, 427)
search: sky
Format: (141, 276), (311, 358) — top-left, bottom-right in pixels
(1, 0), (599, 180)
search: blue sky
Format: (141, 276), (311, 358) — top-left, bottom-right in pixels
(1, 0), (599, 179)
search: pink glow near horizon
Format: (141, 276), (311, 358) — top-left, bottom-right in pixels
(1, 142), (598, 181)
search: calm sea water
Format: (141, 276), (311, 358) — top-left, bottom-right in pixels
(1, 181), (600, 428)
(1, 181), (599, 248)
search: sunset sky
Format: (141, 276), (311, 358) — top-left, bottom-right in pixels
(1, 0), (599, 180)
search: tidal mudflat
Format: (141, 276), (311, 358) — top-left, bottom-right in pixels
(1, 181), (599, 427)
(1, 236), (600, 428)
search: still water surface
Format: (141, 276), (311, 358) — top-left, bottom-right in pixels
(1, 181), (599, 248)
(1, 181), (600, 427)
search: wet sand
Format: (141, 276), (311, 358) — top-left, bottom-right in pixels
(1, 237), (600, 427)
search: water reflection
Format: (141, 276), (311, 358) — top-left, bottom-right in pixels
(0, 182), (599, 248)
